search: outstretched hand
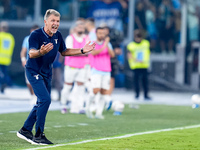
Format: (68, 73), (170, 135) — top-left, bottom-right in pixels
(83, 41), (96, 53)
(40, 43), (54, 55)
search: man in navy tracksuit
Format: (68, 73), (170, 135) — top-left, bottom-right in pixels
(16, 9), (95, 145)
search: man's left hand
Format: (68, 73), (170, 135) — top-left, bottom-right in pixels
(83, 41), (96, 53)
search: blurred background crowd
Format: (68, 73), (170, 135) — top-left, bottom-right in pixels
(1, 0), (200, 94)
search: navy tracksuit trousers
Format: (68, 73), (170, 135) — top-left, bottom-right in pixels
(133, 69), (149, 98)
(23, 68), (52, 133)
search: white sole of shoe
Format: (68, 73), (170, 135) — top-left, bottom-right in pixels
(95, 115), (105, 119)
(31, 141), (48, 145)
(17, 132), (33, 144)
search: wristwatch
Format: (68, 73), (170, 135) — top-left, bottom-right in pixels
(38, 49), (44, 56)
(81, 48), (85, 54)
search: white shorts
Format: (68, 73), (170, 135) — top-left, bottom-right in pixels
(64, 66), (88, 83)
(91, 74), (111, 90)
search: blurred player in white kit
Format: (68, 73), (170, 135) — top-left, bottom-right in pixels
(60, 21), (89, 114)
(86, 27), (115, 119)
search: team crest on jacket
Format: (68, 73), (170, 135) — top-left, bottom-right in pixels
(34, 74), (39, 80)
(55, 39), (58, 44)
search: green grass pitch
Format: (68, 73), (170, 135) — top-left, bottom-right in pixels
(0, 104), (200, 150)
(49, 127), (200, 150)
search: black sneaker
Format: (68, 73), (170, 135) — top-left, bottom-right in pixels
(17, 128), (33, 144)
(32, 133), (53, 145)
(144, 97), (152, 101)
(0, 85), (5, 93)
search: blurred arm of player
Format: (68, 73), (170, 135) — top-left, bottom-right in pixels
(91, 36), (110, 56)
(107, 38), (115, 58)
(20, 47), (27, 67)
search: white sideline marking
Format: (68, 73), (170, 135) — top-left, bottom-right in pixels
(53, 125), (62, 128)
(24, 124), (200, 150)
(77, 123), (88, 126)
(67, 125), (75, 127)
(9, 131), (17, 133)
(0, 133), (3, 135)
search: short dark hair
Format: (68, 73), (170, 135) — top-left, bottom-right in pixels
(86, 18), (95, 23)
(103, 26), (110, 32)
(86, 18), (95, 27)
(31, 25), (39, 31)
(96, 27), (104, 33)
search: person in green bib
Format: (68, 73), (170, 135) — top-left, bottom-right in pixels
(127, 29), (151, 101)
(0, 21), (15, 93)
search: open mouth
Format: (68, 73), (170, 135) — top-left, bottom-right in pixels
(52, 25), (58, 30)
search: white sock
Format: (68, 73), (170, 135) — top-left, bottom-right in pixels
(60, 84), (72, 108)
(77, 85), (85, 110)
(96, 94), (108, 116)
(106, 95), (112, 103)
(70, 85), (85, 113)
(105, 95), (112, 109)
(86, 92), (95, 110)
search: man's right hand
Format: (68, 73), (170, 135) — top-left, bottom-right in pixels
(29, 43), (54, 58)
(39, 43), (54, 55)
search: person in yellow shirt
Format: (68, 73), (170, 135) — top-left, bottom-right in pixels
(127, 29), (151, 101)
(0, 21), (15, 93)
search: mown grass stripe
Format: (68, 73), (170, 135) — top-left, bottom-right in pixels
(24, 124), (200, 150)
